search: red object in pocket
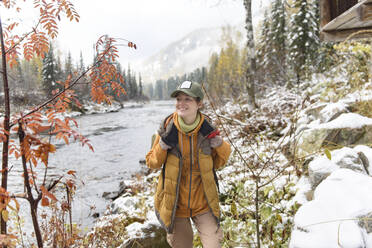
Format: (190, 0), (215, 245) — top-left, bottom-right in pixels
(207, 130), (220, 139)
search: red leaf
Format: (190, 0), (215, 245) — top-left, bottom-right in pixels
(41, 197), (49, 207)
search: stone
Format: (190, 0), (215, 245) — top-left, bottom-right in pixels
(295, 114), (372, 158)
(121, 224), (170, 248)
(358, 212), (372, 233)
(332, 147), (366, 174)
(308, 156), (338, 189)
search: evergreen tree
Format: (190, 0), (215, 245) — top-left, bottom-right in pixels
(127, 65), (133, 99)
(122, 67), (129, 101)
(138, 73), (143, 97)
(64, 51), (73, 79)
(146, 83), (154, 99)
(258, 0), (287, 85)
(288, 0), (320, 84)
(166, 77), (178, 98)
(15, 58), (24, 88)
(155, 79), (164, 100)
(78, 51), (85, 73)
(42, 43), (58, 96)
(131, 74), (138, 99)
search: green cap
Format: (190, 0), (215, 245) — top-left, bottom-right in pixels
(170, 81), (204, 100)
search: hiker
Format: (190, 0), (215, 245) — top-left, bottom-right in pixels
(146, 81), (231, 248)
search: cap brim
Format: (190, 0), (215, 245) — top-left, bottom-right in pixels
(170, 89), (198, 98)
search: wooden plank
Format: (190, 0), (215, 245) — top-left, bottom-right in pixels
(320, 0), (332, 28)
(320, 27), (372, 42)
(359, 3), (372, 21)
(322, 0), (372, 31)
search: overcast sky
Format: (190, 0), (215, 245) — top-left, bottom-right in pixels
(4, 0), (267, 68)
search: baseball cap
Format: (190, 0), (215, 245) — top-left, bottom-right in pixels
(170, 81), (204, 100)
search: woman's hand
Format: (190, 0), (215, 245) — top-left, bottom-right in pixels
(210, 135), (223, 148)
(160, 124), (178, 150)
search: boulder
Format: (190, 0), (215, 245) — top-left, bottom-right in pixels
(358, 212), (372, 234)
(296, 113), (372, 158)
(307, 147), (369, 189)
(290, 169), (372, 248)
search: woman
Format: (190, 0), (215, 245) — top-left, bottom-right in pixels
(146, 81), (231, 248)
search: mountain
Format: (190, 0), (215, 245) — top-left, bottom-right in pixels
(138, 25), (245, 83)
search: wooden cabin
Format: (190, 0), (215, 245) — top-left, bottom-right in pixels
(320, 0), (372, 41)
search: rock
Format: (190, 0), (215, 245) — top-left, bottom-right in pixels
(308, 156), (338, 189)
(296, 113), (372, 158)
(102, 181), (128, 200)
(121, 224), (170, 248)
(354, 145), (372, 175)
(332, 147), (366, 174)
(290, 169), (372, 248)
(308, 147), (369, 189)
(358, 212), (372, 233)
(110, 196), (138, 215)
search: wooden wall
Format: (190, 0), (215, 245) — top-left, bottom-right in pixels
(329, 0), (358, 19)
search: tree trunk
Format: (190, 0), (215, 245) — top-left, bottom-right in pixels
(255, 181), (261, 248)
(0, 14), (11, 239)
(244, 0), (258, 109)
(18, 124), (43, 248)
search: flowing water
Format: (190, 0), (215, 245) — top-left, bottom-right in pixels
(7, 100), (175, 233)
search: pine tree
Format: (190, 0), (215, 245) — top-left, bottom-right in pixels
(131, 74), (138, 99)
(78, 51), (85, 73)
(258, 0), (287, 85)
(126, 65), (133, 99)
(155, 79), (164, 100)
(42, 43), (58, 96)
(243, 0), (257, 108)
(64, 51), (73, 79)
(288, 0), (320, 84)
(166, 77), (177, 98)
(138, 73), (143, 97)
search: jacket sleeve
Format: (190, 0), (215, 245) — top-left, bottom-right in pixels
(212, 139), (231, 170)
(146, 134), (168, 169)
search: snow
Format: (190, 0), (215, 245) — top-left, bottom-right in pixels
(309, 155), (338, 175)
(290, 176), (312, 206)
(291, 169), (372, 248)
(308, 113), (372, 130)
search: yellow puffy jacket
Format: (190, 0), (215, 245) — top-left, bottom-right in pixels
(146, 112), (231, 233)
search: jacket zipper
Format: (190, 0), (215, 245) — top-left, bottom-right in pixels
(197, 136), (220, 223)
(188, 134), (193, 217)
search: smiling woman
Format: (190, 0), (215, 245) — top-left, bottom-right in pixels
(146, 81), (231, 248)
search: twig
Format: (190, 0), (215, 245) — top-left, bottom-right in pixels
(201, 83), (257, 176)
(4, 19), (42, 55)
(10, 39), (126, 127)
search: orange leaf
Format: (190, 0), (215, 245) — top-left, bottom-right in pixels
(63, 136), (69, 145)
(41, 197), (49, 207)
(40, 186), (58, 202)
(67, 170), (76, 176)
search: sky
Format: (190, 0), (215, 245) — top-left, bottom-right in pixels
(3, 0), (268, 69)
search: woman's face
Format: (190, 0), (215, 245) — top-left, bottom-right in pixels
(175, 92), (201, 120)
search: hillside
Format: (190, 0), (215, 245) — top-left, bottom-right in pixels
(138, 25), (245, 83)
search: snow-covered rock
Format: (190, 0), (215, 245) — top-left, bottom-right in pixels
(307, 146), (369, 190)
(297, 113), (372, 157)
(290, 169), (372, 248)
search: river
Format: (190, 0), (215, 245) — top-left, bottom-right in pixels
(8, 100), (175, 233)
